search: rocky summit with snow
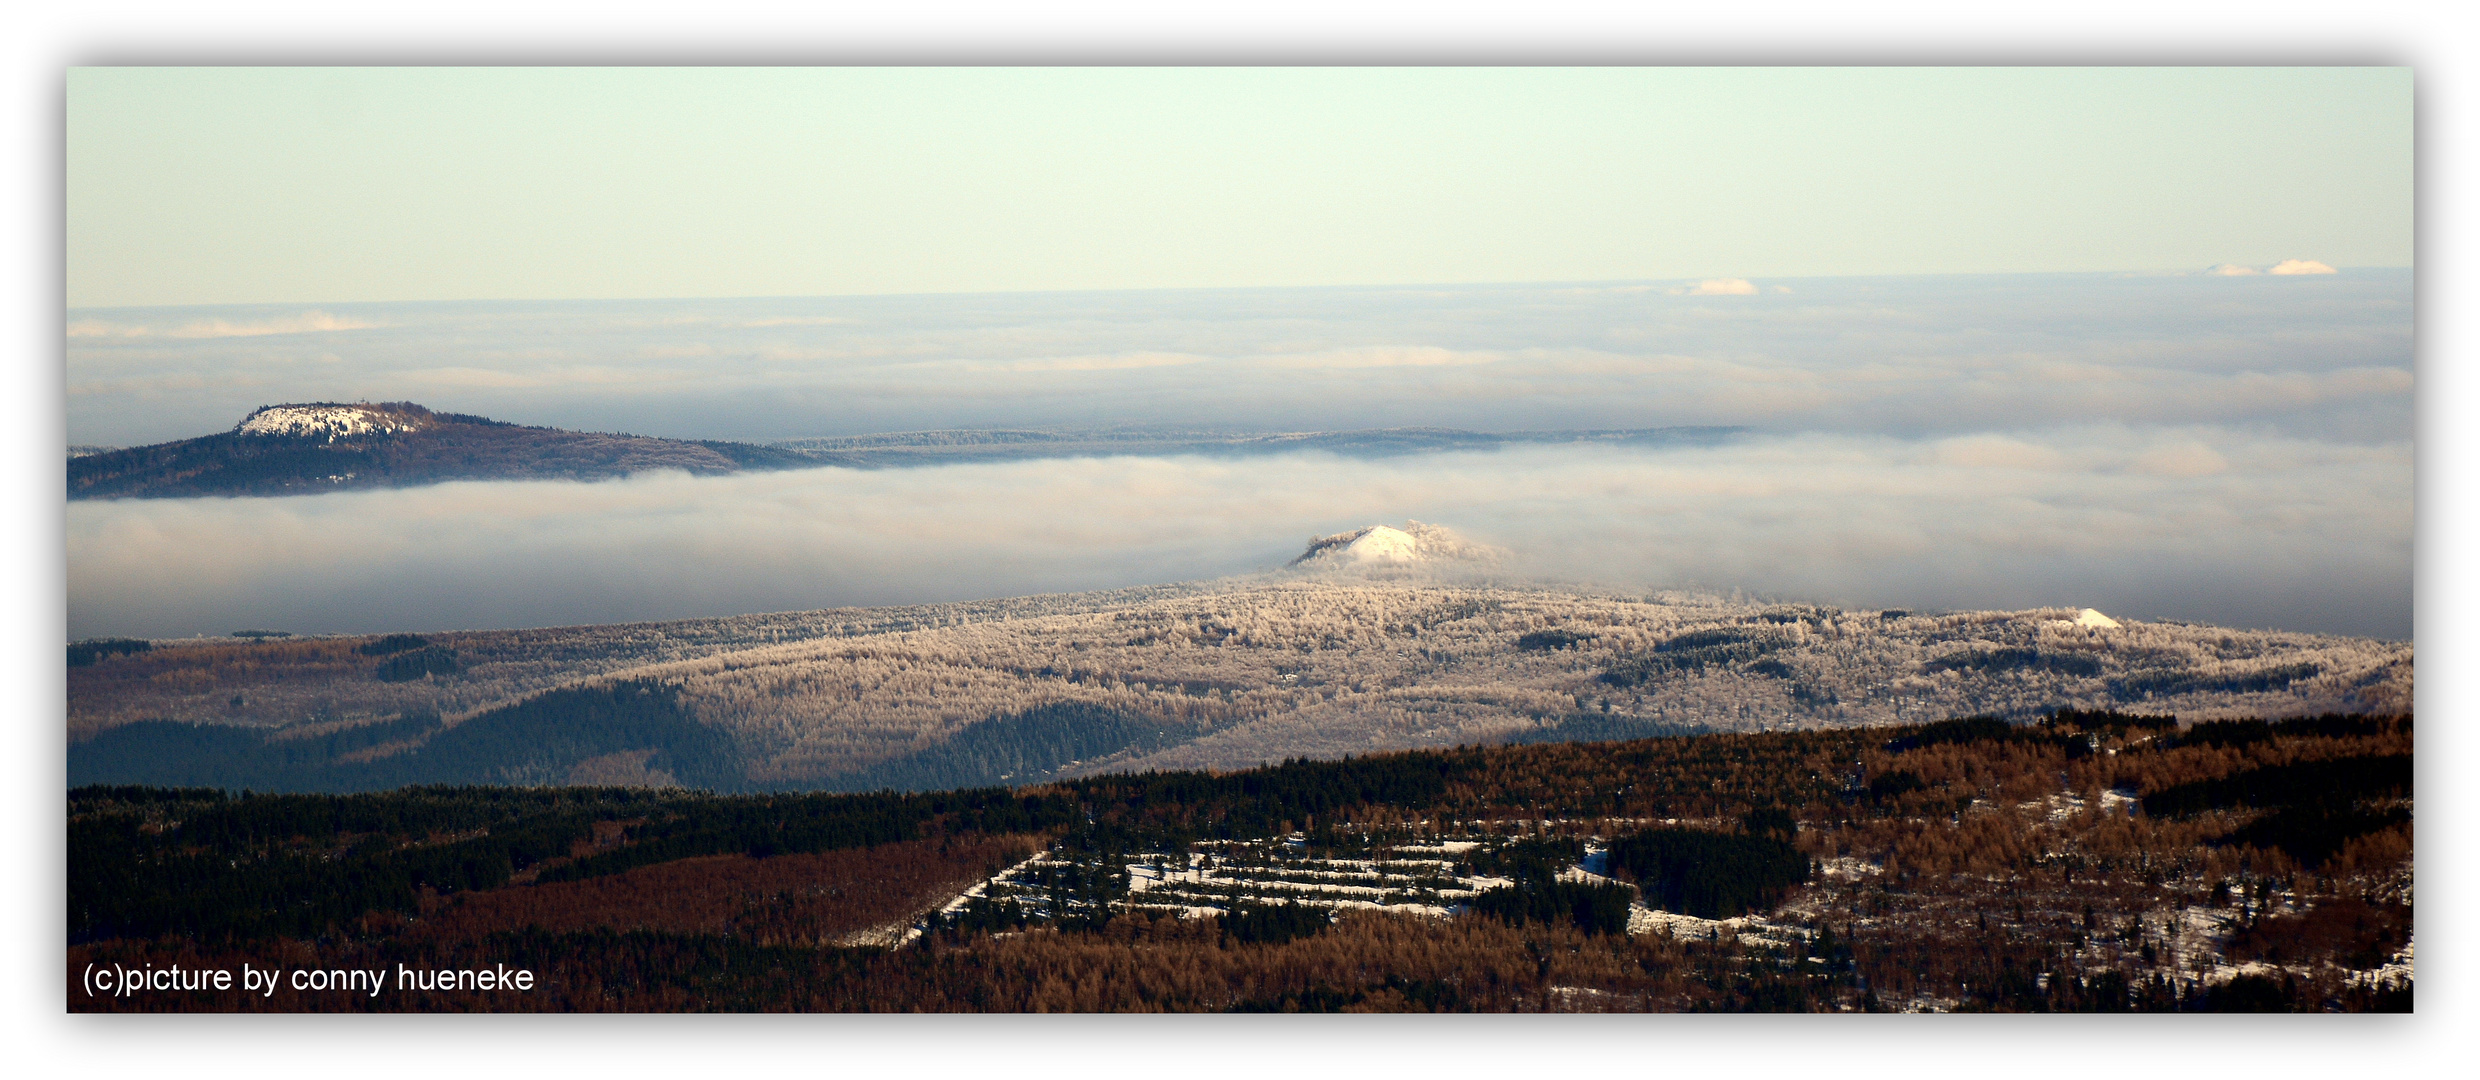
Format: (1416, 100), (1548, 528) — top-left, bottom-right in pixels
(236, 403), (428, 442)
(1290, 521), (1506, 571)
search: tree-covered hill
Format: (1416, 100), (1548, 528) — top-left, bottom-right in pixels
(70, 581), (2415, 792)
(68, 402), (812, 499)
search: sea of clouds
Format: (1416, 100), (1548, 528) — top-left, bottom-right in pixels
(66, 272), (2413, 640)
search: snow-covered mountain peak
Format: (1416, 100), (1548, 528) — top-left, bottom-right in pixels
(1341, 525), (1421, 564)
(2044, 607), (2124, 630)
(1290, 521), (1504, 571)
(236, 404), (424, 442)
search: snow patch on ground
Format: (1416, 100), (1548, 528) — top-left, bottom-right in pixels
(2352, 938), (2414, 990)
(905, 847), (1052, 947)
(835, 918), (916, 948)
(1628, 906), (1754, 942)
(2073, 608), (2121, 628)
(2044, 608), (2122, 630)
(2019, 791), (2134, 823)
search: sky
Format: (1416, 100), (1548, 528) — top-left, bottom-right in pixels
(57, 67), (2417, 641)
(66, 67), (2411, 308)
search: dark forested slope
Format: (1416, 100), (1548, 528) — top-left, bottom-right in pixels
(68, 711), (2413, 1012)
(69, 402), (812, 499)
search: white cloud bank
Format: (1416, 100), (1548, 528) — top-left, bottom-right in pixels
(1674, 278), (1760, 296)
(67, 311), (383, 340)
(68, 429), (2411, 641)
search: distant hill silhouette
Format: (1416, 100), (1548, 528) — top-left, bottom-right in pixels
(71, 405), (1751, 500)
(69, 402), (812, 499)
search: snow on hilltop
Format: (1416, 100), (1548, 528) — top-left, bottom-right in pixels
(1306, 524), (1421, 565)
(236, 404), (424, 442)
(1291, 521), (1505, 570)
(2043, 608), (2122, 629)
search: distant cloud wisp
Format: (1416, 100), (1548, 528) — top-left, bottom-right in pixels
(2206, 259), (2339, 277)
(1673, 278), (1760, 296)
(1265, 346), (1497, 369)
(983, 352), (1211, 373)
(67, 311), (384, 340)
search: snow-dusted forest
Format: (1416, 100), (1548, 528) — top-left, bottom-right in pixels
(597, 576), (2410, 786)
(71, 568), (2410, 792)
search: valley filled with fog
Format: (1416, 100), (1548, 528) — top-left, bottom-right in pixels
(67, 271), (2412, 640)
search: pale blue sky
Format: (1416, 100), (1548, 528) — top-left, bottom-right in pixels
(67, 66), (2410, 308)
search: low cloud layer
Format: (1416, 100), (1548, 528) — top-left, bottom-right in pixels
(68, 429), (2411, 642)
(65, 273), (2411, 643)
(68, 272), (2411, 449)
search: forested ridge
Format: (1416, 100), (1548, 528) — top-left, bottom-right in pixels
(71, 582), (2413, 791)
(71, 710), (2411, 1012)
(68, 402), (811, 499)
(70, 682), (741, 792)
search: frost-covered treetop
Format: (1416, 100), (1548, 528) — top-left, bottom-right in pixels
(236, 404), (424, 442)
